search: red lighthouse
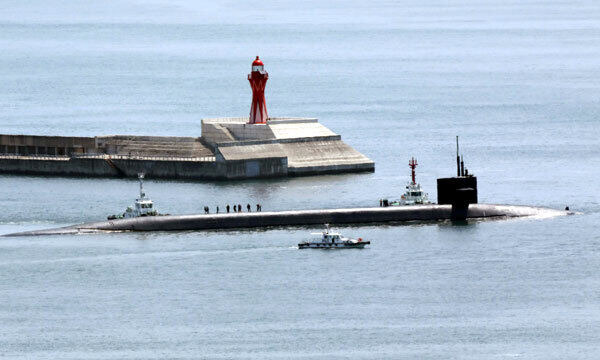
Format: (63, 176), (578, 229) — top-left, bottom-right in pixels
(248, 56), (269, 124)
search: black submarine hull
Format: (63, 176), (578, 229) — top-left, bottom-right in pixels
(4, 204), (567, 237)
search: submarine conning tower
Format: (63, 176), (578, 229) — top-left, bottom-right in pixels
(437, 136), (478, 219)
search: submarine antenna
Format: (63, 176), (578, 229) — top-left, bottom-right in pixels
(456, 136), (460, 177)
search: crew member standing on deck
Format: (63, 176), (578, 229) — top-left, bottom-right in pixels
(226, 204), (230, 213)
(247, 204), (251, 212)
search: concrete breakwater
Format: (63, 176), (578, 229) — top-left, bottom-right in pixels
(0, 118), (374, 180)
(0, 154), (218, 179)
(5, 204), (568, 236)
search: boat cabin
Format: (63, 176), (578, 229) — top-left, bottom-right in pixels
(321, 232), (342, 243)
(400, 182), (429, 205)
(123, 198), (155, 218)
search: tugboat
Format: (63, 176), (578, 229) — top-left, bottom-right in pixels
(107, 173), (160, 220)
(387, 158), (430, 206)
(298, 224), (370, 249)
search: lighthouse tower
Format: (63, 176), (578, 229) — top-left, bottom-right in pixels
(248, 56), (269, 124)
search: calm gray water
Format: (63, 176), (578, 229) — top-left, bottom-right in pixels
(1, 0), (600, 358)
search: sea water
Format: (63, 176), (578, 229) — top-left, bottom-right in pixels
(1, 0), (600, 358)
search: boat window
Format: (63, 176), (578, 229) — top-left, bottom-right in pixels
(411, 192), (421, 196)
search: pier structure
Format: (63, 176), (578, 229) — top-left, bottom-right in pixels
(0, 116), (373, 179)
(201, 116), (373, 177)
(0, 57), (374, 180)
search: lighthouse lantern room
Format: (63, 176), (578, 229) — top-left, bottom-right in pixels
(248, 56), (269, 124)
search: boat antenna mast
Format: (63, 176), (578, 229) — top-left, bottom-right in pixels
(138, 173), (145, 199)
(409, 157), (418, 184)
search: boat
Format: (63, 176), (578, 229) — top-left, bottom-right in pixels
(386, 158), (430, 206)
(298, 224), (369, 249)
(107, 173), (161, 220)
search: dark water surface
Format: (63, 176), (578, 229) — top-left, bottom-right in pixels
(1, 0), (600, 358)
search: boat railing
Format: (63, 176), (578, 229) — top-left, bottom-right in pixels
(73, 153), (216, 162)
(0, 154), (70, 160)
(0, 153), (216, 162)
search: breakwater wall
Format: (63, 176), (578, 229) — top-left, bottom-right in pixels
(0, 155), (219, 179)
(0, 153), (368, 179)
(0, 117), (374, 180)
(5, 204), (568, 236)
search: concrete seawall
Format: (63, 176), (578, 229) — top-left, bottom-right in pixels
(0, 156), (219, 179)
(0, 154), (371, 179)
(0, 117), (374, 180)
(5, 204), (568, 236)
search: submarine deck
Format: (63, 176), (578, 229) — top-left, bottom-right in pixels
(4, 204), (568, 237)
